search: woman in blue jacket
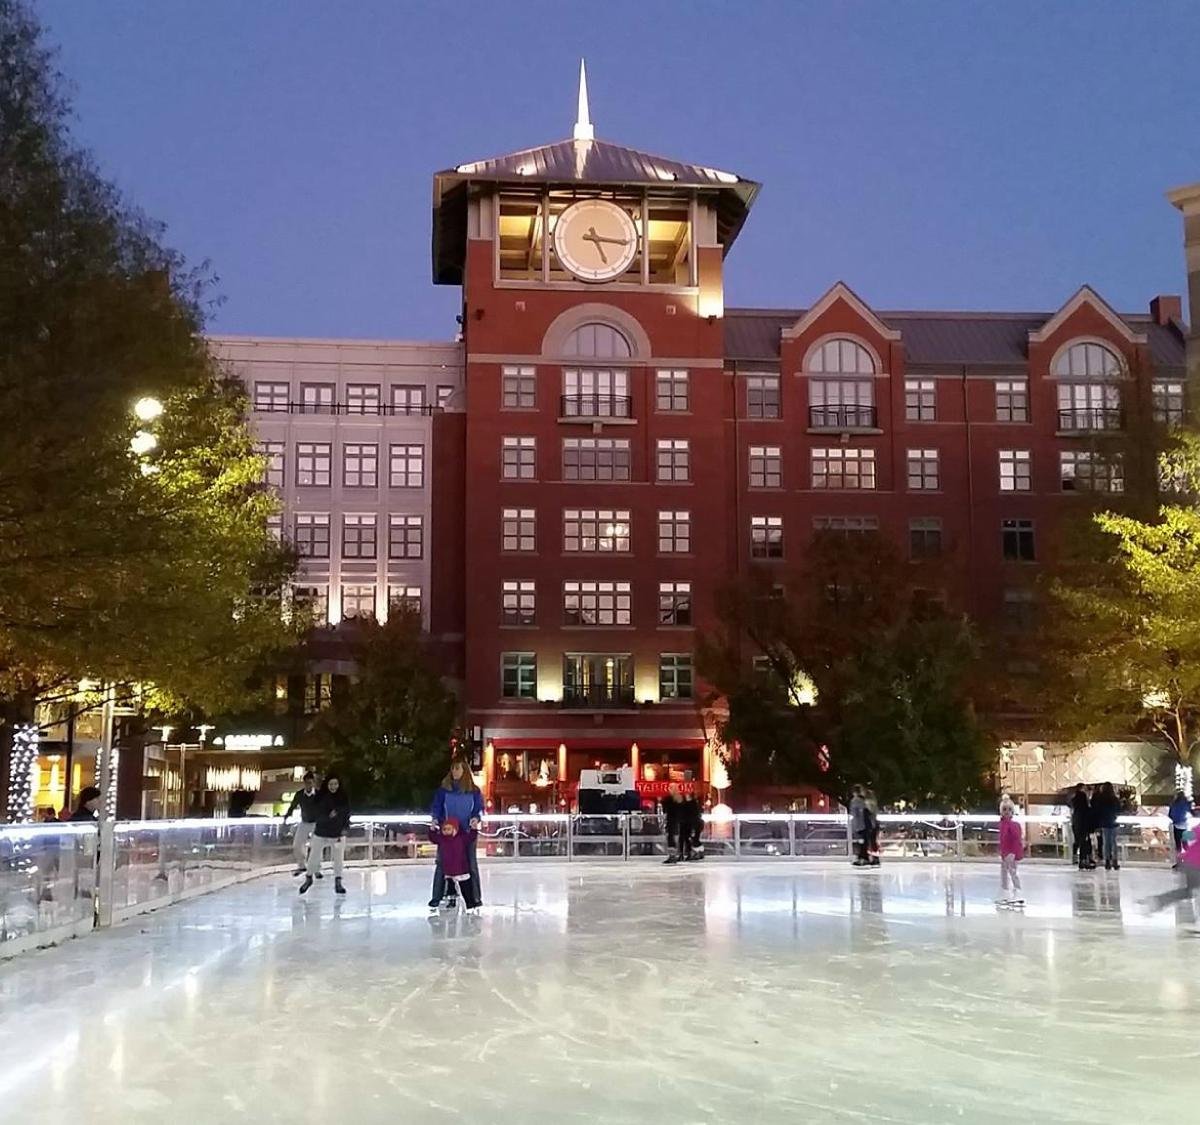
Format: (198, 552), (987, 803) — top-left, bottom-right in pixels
(428, 758), (483, 909)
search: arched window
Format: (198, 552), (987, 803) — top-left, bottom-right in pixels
(805, 337), (876, 375)
(562, 322), (632, 360)
(1052, 341), (1122, 378)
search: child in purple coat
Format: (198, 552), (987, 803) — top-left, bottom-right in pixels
(997, 795), (1025, 907)
(429, 817), (480, 912)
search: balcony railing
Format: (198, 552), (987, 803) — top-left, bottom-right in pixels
(560, 394), (633, 420)
(561, 683), (637, 708)
(254, 402), (443, 417)
(1057, 407), (1123, 433)
(808, 404), (877, 429)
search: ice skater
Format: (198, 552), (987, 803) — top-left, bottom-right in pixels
(1070, 784), (1094, 870)
(427, 758), (483, 908)
(661, 784), (684, 864)
(849, 786), (871, 866)
(1140, 827), (1200, 918)
(282, 771), (319, 876)
(996, 795), (1024, 907)
(1093, 782), (1121, 871)
(680, 788), (704, 861)
(429, 817), (480, 913)
(299, 774), (350, 896)
(1168, 789), (1191, 868)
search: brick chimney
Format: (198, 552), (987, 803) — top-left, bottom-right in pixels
(1150, 294), (1182, 325)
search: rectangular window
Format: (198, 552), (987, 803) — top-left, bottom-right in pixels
(1057, 383), (1121, 431)
(388, 584), (422, 617)
(341, 514), (377, 560)
(658, 581), (692, 626)
(658, 510), (691, 554)
(266, 513), (282, 541)
(253, 381), (289, 412)
(656, 439), (690, 482)
(345, 383), (381, 415)
(750, 515), (784, 559)
(295, 442), (332, 487)
(294, 514), (330, 558)
(906, 448), (940, 491)
(1060, 451), (1124, 493)
(564, 509), (631, 553)
(502, 508), (535, 552)
(656, 369), (689, 412)
(304, 674), (333, 713)
(300, 383), (334, 414)
(995, 380), (1029, 423)
(502, 653), (537, 699)
(813, 516), (879, 535)
(1153, 382), (1186, 426)
(258, 441), (285, 487)
(562, 368), (630, 418)
(389, 443), (424, 488)
(809, 379), (874, 428)
(502, 436), (536, 479)
(388, 514), (423, 559)
(1003, 588), (1036, 630)
(562, 654), (635, 706)
(562, 437), (631, 481)
(659, 654), (693, 700)
(908, 517), (943, 559)
(1002, 519), (1035, 562)
(502, 365), (536, 409)
(904, 379), (936, 422)
(501, 579), (536, 626)
(999, 450), (1032, 492)
(563, 580), (632, 626)
(811, 447), (876, 490)
(436, 385), (454, 409)
(292, 584), (329, 623)
(391, 385), (426, 414)
(342, 442), (378, 488)
(746, 374), (781, 419)
(748, 445), (782, 489)
(341, 584), (376, 620)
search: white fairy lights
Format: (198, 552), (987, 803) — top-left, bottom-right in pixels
(6, 723), (39, 823)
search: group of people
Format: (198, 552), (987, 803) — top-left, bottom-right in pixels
(282, 771), (352, 895)
(1068, 781), (1125, 871)
(660, 784), (704, 864)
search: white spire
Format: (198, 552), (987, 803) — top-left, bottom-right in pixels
(573, 59), (594, 142)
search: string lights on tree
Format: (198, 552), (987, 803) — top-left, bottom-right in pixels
(6, 723), (39, 823)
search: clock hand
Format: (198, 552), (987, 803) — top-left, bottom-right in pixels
(582, 226), (608, 264)
(581, 229), (631, 246)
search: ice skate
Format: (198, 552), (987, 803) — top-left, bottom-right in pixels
(334, 878), (346, 895)
(298, 876), (313, 895)
(664, 855), (680, 865)
(292, 867), (305, 876)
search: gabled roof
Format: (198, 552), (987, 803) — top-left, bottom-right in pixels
(1028, 285), (1147, 346)
(432, 136), (760, 284)
(780, 282), (901, 343)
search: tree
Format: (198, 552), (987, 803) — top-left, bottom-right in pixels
(316, 613), (460, 811)
(1042, 431), (1200, 779)
(697, 532), (993, 807)
(0, 1), (300, 721)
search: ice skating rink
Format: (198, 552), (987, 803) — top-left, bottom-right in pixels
(2, 861), (1199, 1124)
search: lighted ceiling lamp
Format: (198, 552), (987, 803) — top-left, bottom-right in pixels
(129, 431), (158, 456)
(133, 396), (164, 422)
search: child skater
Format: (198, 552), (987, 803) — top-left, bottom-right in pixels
(997, 795), (1025, 908)
(429, 817), (480, 913)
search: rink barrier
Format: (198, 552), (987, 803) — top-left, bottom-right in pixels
(0, 812), (1181, 957)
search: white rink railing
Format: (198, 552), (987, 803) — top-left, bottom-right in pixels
(0, 812), (1181, 958)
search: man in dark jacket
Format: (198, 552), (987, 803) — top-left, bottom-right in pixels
(299, 775), (351, 896)
(69, 786), (101, 822)
(661, 785), (684, 864)
(1070, 785), (1094, 870)
(680, 791), (704, 861)
(283, 771), (320, 875)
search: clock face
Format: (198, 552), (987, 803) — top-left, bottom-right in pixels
(553, 199), (639, 282)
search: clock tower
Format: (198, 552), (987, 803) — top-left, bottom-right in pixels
(431, 63), (760, 811)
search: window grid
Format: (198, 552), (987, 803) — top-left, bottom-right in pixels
(658, 581), (692, 627)
(909, 517), (943, 559)
(906, 448), (940, 491)
(294, 514), (330, 559)
(999, 450), (1032, 492)
(502, 436), (536, 479)
(295, 442), (332, 487)
(995, 380), (1029, 423)
(811, 448), (877, 490)
(656, 439), (690, 482)
(502, 366), (536, 409)
(345, 383), (381, 415)
(342, 442), (378, 488)
(1002, 519), (1036, 562)
(806, 338), (876, 375)
(564, 509), (631, 553)
(751, 515), (784, 559)
(1153, 382), (1186, 426)
(300, 383), (335, 413)
(341, 584), (376, 620)
(1003, 588), (1036, 630)
(562, 438), (631, 481)
(904, 379), (936, 422)
(659, 654), (694, 700)
(502, 653), (537, 699)
(253, 382), (289, 412)
(388, 585), (422, 616)
(292, 584), (328, 623)
(266, 514), (282, 541)
(563, 580), (632, 626)
(388, 514), (423, 559)
(391, 385), (426, 414)
(1060, 451), (1124, 493)
(341, 514), (377, 560)
(389, 443), (424, 488)
(258, 441), (285, 487)
(748, 445), (782, 489)
(502, 508), (536, 552)
(1053, 342), (1121, 378)
(436, 385), (454, 409)
(746, 374), (781, 419)
(813, 516), (879, 535)
(658, 510), (691, 554)
(655, 370), (689, 412)
(502, 580), (536, 626)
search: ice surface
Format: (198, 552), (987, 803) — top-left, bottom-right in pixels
(2, 860), (1199, 1123)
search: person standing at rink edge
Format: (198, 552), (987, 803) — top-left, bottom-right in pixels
(1168, 789), (1192, 867)
(996, 795), (1025, 908)
(299, 774), (351, 896)
(282, 771), (319, 876)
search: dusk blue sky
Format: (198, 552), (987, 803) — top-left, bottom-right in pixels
(38, 0), (1200, 340)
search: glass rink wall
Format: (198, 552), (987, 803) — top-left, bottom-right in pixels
(0, 812), (1181, 957)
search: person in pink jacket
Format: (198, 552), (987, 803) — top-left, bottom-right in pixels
(997, 795), (1025, 907)
(1142, 830), (1200, 915)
